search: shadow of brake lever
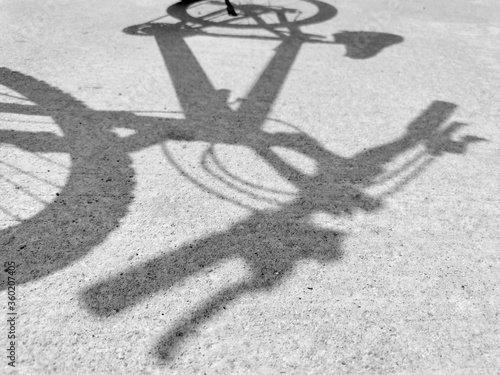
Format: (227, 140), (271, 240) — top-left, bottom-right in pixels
(425, 121), (488, 156)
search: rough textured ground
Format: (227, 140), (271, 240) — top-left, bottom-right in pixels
(1, 0), (499, 374)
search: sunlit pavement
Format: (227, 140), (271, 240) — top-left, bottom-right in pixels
(1, 0), (499, 373)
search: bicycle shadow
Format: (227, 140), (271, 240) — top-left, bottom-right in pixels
(79, 1), (483, 362)
(0, 0), (485, 363)
(0, 0), (395, 289)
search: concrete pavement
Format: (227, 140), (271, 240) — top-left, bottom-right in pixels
(1, 0), (499, 373)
